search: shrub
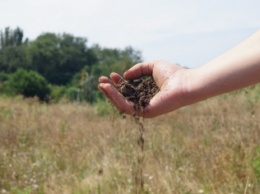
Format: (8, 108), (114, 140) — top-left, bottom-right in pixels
(50, 85), (67, 102)
(65, 86), (83, 102)
(5, 69), (50, 101)
(0, 72), (8, 82)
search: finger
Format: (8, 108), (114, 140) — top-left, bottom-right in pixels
(110, 72), (125, 84)
(99, 76), (113, 84)
(124, 62), (155, 80)
(98, 83), (118, 108)
(98, 83), (134, 114)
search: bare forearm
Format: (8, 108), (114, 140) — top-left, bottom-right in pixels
(186, 30), (260, 104)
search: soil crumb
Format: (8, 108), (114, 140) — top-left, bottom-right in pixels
(116, 76), (159, 110)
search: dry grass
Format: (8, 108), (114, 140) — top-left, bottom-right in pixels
(0, 86), (260, 194)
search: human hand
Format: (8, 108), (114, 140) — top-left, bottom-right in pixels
(98, 60), (192, 118)
(99, 31), (260, 118)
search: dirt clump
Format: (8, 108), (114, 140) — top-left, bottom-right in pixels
(116, 77), (159, 110)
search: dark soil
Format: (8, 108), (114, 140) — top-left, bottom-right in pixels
(116, 76), (159, 192)
(116, 76), (159, 110)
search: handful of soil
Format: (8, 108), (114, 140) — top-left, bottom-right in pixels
(116, 77), (159, 110)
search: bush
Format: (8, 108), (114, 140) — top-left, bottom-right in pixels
(0, 72), (8, 82)
(65, 86), (83, 102)
(50, 85), (67, 102)
(5, 69), (50, 101)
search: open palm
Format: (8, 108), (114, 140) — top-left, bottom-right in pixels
(98, 60), (190, 118)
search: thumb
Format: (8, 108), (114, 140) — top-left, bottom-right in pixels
(124, 62), (154, 80)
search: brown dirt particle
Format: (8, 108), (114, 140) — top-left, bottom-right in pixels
(115, 76), (159, 110)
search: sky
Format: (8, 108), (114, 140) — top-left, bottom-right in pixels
(0, 0), (259, 68)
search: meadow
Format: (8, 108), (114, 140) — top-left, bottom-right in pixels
(0, 85), (260, 194)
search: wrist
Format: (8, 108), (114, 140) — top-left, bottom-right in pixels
(181, 68), (210, 107)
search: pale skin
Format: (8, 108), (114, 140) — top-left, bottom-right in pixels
(98, 30), (260, 118)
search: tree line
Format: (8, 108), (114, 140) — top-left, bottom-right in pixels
(0, 27), (142, 102)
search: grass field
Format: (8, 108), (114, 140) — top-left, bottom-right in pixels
(0, 86), (260, 194)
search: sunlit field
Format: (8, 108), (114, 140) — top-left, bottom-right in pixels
(0, 86), (260, 194)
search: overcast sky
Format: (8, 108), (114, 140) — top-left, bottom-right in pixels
(1, 0), (259, 68)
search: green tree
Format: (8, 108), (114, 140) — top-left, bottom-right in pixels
(91, 45), (141, 71)
(5, 69), (50, 101)
(90, 44), (142, 87)
(0, 27), (25, 49)
(29, 33), (97, 85)
(0, 27), (143, 103)
(0, 27), (30, 73)
(28, 33), (60, 79)
(0, 45), (31, 72)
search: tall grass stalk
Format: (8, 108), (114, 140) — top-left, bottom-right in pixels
(0, 86), (259, 193)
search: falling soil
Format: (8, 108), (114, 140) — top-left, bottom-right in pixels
(115, 76), (159, 194)
(115, 76), (160, 111)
